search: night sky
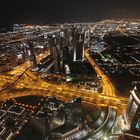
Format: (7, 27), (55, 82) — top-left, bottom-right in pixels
(0, 0), (140, 24)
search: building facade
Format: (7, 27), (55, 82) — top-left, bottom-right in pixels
(125, 85), (140, 132)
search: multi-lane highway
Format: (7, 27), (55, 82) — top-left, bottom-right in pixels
(0, 48), (128, 114)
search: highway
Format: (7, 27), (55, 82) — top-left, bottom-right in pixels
(85, 48), (116, 97)
(0, 48), (128, 114)
(0, 51), (50, 90)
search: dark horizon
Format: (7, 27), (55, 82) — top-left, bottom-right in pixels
(0, 0), (140, 25)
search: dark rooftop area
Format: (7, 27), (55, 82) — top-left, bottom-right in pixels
(52, 124), (78, 134)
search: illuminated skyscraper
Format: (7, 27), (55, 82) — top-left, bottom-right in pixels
(125, 85), (140, 132)
(48, 36), (53, 56)
(52, 35), (60, 73)
(28, 41), (37, 69)
(73, 32), (85, 62)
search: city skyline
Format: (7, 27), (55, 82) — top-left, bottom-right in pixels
(0, 19), (140, 140)
(0, 0), (140, 139)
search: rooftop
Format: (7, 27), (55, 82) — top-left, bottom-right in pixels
(8, 105), (25, 115)
(52, 124), (78, 135)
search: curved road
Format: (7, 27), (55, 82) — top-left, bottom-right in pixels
(0, 49), (128, 113)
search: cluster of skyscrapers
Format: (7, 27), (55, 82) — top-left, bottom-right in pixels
(26, 26), (86, 75)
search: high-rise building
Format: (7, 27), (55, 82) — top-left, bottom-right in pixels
(52, 35), (60, 73)
(59, 31), (65, 71)
(62, 45), (69, 64)
(73, 32), (85, 61)
(28, 41), (37, 69)
(48, 36), (53, 56)
(125, 85), (140, 132)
